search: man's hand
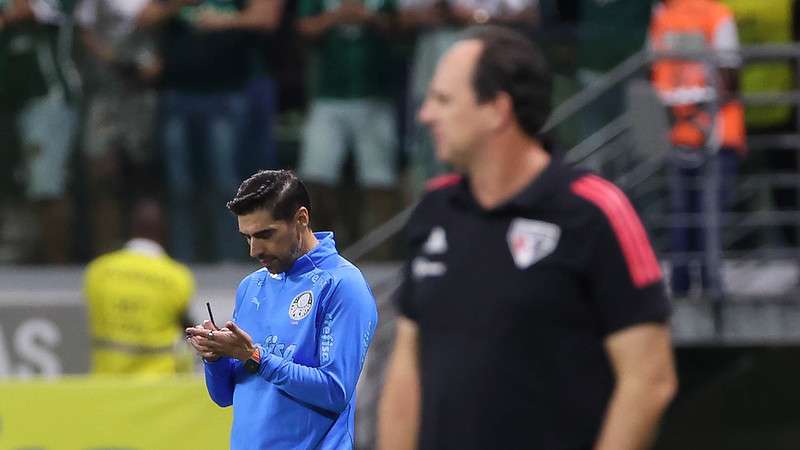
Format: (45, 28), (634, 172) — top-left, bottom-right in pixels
(186, 320), (222, 361)
(186, 320), (256, 362)
(137, 0), (201, 28)
(173, 0), (203, 7)
(195, 8), (235, 31)
(336, 1), (371, 26)
(137, 57), (163, 84)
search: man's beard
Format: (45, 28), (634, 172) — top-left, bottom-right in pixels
(289, 229), (303, 261)
(271, 231), (302, 273)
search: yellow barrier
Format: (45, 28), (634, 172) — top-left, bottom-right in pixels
(0, 376), (232, 450)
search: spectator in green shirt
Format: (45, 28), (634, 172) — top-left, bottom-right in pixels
(0, 0), (80, 263)
(398, 0), (539, 194)
(76, 0), (161, 258)
(574, 0), (656, 163)
(139, 0), (282, 262)
(296, 0), (400, 254)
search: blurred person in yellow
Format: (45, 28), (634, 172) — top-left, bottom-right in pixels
(723, 0), (799, 248)
(84, 198), (195, 375)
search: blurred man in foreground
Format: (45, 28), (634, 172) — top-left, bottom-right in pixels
(378, 26), (677, 450)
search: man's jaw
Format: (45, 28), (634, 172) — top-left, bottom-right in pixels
(258, 256), (275, 269)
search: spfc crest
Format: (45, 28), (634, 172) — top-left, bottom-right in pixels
(506, 219), (560, 269)
(288, 291), (314, 321)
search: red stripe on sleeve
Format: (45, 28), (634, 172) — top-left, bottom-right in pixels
(425, 173), (462, 192)
(571, 175), (662, 288)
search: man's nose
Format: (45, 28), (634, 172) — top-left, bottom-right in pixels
(249, 239), (261, 258)
(418, 99), (432, 125)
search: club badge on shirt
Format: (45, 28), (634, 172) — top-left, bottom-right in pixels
(506, 218), (561, 269)
(288, 291), (314, 321)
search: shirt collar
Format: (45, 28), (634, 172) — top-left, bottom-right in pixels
(124, 238), (165, 257)
(449, 154), (565, 214)
(286, 231), (338, 276)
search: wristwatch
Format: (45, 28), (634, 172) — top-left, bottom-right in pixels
(243, 347), (261, 374)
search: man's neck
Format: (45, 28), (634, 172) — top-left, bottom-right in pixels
(467, 134), (551, 210)
(301, 229), (320, 255)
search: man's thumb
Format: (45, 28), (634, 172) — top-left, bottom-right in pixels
(226, 321), (242, 335)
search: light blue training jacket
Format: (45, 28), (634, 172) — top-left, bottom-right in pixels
(204, 232), (378, 450)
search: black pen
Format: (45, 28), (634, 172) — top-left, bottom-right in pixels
(206, 301), (218, 329)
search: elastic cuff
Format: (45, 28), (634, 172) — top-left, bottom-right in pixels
(258, 350), (281, 379)
(204, 356), (233, 370)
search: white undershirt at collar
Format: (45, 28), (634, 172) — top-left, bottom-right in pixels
(125, 238), (165, 257)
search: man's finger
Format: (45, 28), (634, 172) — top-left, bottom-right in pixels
(185, 325), (204, 335)
(188, 335), (219, 351)
(188, 335), (207, 347)
(227, 321), (252, 341)
(186, 327), (210, 337)
(187, 337), (210, 354)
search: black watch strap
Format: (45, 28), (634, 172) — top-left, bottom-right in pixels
(243, 348), (261, 374)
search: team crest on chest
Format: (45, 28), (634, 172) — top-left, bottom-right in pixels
(506, 218), (561, 269)
(288, 291), (314, 321)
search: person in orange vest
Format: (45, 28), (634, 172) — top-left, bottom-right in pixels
(649, 0), (746, 298)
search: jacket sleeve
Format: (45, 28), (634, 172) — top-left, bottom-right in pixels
(204, 357), (238, 407)
(203, 276), (249, 407)
(257, 271), (378, 413)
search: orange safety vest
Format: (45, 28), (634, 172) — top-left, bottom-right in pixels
(650, 0), (747, 155)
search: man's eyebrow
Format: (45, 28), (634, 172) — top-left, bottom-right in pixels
(429, 88), (450, 102)
(240, 228), (276, 238)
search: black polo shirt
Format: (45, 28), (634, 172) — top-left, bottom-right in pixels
(396, 159), (670, 450)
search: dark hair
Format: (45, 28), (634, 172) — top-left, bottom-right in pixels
(130, 197), (164, 243)
(460, 25), (553, 141)
(226, 170), (311, 220)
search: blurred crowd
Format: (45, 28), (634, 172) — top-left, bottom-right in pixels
(0, 0), (797, 264)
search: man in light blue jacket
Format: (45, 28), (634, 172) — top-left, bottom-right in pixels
(186, 169), (378, 450)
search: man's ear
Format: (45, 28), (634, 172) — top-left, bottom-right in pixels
(296, 206), (310, 228)
(493, 91), (514, 130)
(481, 92), (513, 131)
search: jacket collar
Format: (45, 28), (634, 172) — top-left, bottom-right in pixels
(286, 231), (338, 276)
